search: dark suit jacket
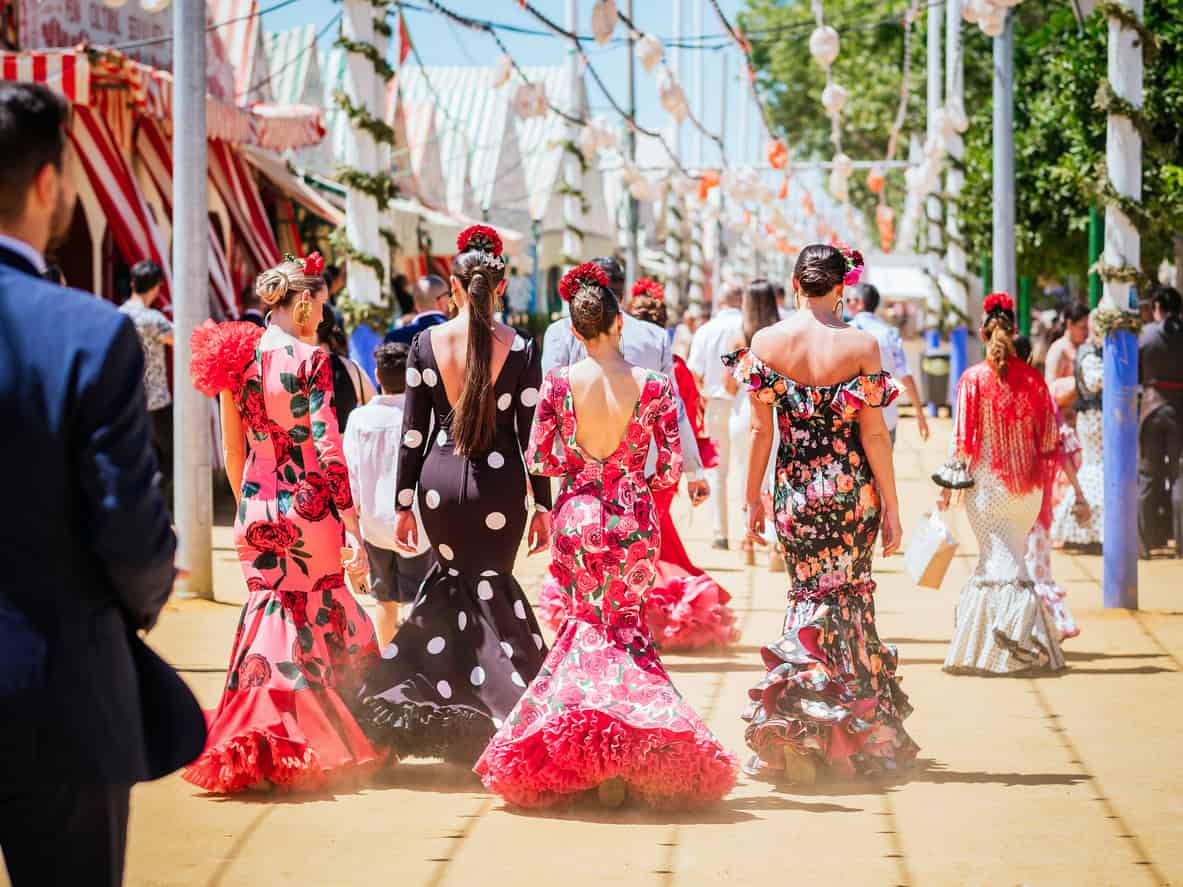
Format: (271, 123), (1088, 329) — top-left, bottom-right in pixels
(0, 244), (205, 785)
(1139, 317), (1183, 423)
(384, 310), (446, 346)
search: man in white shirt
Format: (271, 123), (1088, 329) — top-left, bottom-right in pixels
(687, 281), (745, 549)
(542, 256), (709, 506)
(343, 342), (434, 645)
(846, 283), (930, 444)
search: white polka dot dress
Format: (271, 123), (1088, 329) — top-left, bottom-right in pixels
(358, 327), (552, 763)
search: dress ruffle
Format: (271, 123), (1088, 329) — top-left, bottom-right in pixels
(183, 686), (382, 793)
(474, 618), (737, 807)
(943, 577), (1067, 675)
(189, 320), (263, 396)
(536, 568), (739, 652)
(742, 584), (918, 779)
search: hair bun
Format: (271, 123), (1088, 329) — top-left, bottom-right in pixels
(256, 268), (291, 306)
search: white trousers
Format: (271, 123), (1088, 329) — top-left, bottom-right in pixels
(704, 397), (732, 541)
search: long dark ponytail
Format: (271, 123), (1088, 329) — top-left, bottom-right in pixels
(450, 250), (504, 457)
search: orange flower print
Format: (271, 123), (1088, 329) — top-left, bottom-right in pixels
(837, 474), (855, 493)
(859, 483), (879, 511)
(773, 379), (787, 394)
(833, 438), (847, 455)
(849, 451), (860, 466)
(757, 387), (777, 404)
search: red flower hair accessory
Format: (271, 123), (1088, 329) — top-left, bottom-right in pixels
(559, 262), (610, 302)
(302, 252), (325, 277)
(983, 291), (1015, 316)
(457, 224), (503, 258)
(631, 277), (665, 303)
(836, 242), (865, 287)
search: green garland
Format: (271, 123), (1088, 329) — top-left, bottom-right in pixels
(1089, 257), (1145, 285)
(1093, 81), (1155, 146)
(335, 166), (398, 212)
(373, 17), (392, 37)
(333, 90), (396, 146)
(1095, 1), (1159, 61)
(1095, 306), (1144, 338)
(379, 226), (399, 253)
(558, 139), (590, 175)
(1096, 173), (1152, 231)
(336, 291), (392, 333)
(329, 225), (386, 283)
(335, 34), (395, 81)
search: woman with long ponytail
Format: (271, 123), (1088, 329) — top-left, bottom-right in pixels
(356, 225), (554, 763)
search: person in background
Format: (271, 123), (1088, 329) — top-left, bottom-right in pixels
(310, 282), (376, 433)
(0, 80), (204, 887)
(324, 263), (345, 306)
(392, 272), (413, 316)
(846, 282), (930, 443)
(343, 343), (435, 645)
(119, 258), (175, 504)
(385, 274), (449, 346)
(1043, 301), (1090, 413)
(1138, 285), (1183, 558)
(687, 280), (744, 549)
(240, 284), (266, 327)
(42, 264), (64, 285)
(672, 301), (704, 360)
(775, 281), (794, 321)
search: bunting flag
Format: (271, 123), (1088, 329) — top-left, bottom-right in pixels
(398, 13), (412, 65)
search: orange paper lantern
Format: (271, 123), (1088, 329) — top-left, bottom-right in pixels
(697, 169), (721, 201)
(802, 191), (816, 217)
(778, 175), (789, 200)
(866, 166), (886, 194)
(767, 139), (788, 170)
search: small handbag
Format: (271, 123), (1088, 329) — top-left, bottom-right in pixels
(905, 511), (959, 589)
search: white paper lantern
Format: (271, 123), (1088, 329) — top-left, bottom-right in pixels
(629, 178), (652, 201)
(591, 0), (617, 46)
(947, 97), (970, 134)
(591, 116), (617, 150)
(140, 0), (168, 11)
(104, 0), (129, 8)
(513, 83), (548, 120)
(961, 0), (981, 23)
(809, 25), (840, 69)
(577, 126), (599, 158)
(636, 33), (663, 72)
(657, 68), (689, 122)
(821, 81), (849, 116)
(828, 169), (849, 202)
(980, 9), (1007, 36)
(832, 152), (854, 180)
(492, 55), (513, 89)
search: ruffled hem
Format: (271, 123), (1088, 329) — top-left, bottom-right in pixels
(721, 348), (899, 420)
(644, 571), (740, 651)
(474, 708), (737, 808)
(183, 687), (383, 793)
(742, 589), (918, 778)
(189, 320), (263, 396)
(932, 458), (974, 490)
(358, 696), (496, 764)
(1034, 582), (1081, 641)
(944, 577), (1067, 675)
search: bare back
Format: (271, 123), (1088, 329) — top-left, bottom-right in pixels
(428, 317), (516, 408)
(568, 358), (647, 461)
(750, 314), (881, 386)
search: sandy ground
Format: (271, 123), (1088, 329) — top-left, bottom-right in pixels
(10, 411), (1180, 887)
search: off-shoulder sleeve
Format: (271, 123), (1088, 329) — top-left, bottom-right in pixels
(648, 375), (684, 493)
(831, 371), (901, 421)
(515, 339), (553, 508)
(525, 370), (565, 478)
(189, 320), (262, 396)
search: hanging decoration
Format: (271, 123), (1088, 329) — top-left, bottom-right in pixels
(963, 0), (1024, 37)
(808, 24), (841, 68)
(590, 0), (617, 45)
(492, 54), (513, 88)
(577, 116), (617, 158)
(809, 2), (850, 204)
(513, 81), (549, 119)
(697, 170), (721, 202)
(767, 139), (788, 170)
(636, 33), (663, 72)
(657, 67), (689, 123)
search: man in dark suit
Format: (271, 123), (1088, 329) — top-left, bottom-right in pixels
(1139, 285), (1183, 557)
(0, 83), (205, 886)
(384, 273), (449, 345)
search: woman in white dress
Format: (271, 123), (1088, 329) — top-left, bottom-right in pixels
(935, 293), (1066, 676)
(1050, 311), (1103, 549)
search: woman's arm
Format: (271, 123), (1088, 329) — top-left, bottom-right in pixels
(516, 341), (554, 507)
(856, 341), (902, 556)
(393, 335), (433, 552)
(219, 390), (246, 504)
(649, 377), (684, 492)
(524, 372), (565, 478)
(743, 395), (775, 540)
(306, 350), (364, 554)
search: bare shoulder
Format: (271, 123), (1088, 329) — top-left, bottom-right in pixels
(748, 324), (783, 354)
(850, 327), (883, 372)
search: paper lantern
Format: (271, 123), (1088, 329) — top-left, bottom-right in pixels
(140, 0), (169, 10)
(513, 83), (548, 119)
(767, 139), (788, 170)
(591, 0), (617, 46)
(671, 174), (695, 196)
(630, 178), (652, 201)
(697, 170), (721, 201)
(104, 0), (129, 8)
(636, 33), (663, 72)
(980, 9), (1007, 37)
(947, 97), (969, 134)
(832, 152), (854, 180)
(802, 191), (816, 217)
(492, 55), (513, 89)
(658, 68), (689, 123)
(778, 175), (789, 200)
(809, 25), (840, 68)
(821, 82), (848, 116)
(866, 164), (886, 194)
(828, 169), (849, 203)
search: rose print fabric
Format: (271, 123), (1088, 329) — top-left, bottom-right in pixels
(474, 368), (737, 807)
(723, 348), (918, 778)
(186, 323), (381, 793)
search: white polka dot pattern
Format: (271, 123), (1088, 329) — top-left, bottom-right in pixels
(405, 367), (422, 387)
(497, 393), (512, 411)
(485, 512), (506, 530)
(436, 680), (452, 699)
(520, 387), (539, 408)
(500, 641), (514, 657)
(510, 335), (526, 352)
(380, 642), (399, 659)
(513, 599), (527, 620)
(470, 666), (486, 686)
(436, 430), (447, 448)
(511, 671), (526, 688)
(480, 570), (498, 577)
(487, 451), (505, 469)
(457, 611), (468, 630)
(425, 489), (441, 509)
(438, 543), (454, 560)
(477, 580), (494, 600)
(422, 368), (438, 387)
(533, 633), (544, 650)
(403, 429), (423, 448)
(427, 636), (446, 654)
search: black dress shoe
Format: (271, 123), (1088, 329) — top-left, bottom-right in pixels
(711, 538), (729, 551)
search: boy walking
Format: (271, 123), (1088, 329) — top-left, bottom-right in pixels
(343, 343), (434, 644)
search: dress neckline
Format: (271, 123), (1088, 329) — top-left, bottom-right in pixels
(561, 366), (650, 464)
(741, 347), (885, 390)
(421, 327), (521, 412)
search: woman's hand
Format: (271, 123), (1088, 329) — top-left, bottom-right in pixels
(527, 510), (552, 555)
(744, 498), (767, 543)
(880, 507), (902, 557)
(1073, 497), (1091, 523)
(394, 510), (419, 554)
(341, 544), (369, 577)
(935, 487), (952, 512)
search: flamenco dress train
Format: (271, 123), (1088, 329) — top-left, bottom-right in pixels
(475, 369), (737, 807)
(536, 355), (739, 651)
(723, 349), (918, 779)
(355, 331), (552, 763)
(186, 322), (382, 792)
(936, 358), (1067, 675)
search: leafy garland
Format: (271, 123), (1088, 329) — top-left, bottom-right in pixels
(1089, 258), (1147, 286)
(336, 167), (398, 212)
(334, 34), (395, 81)
(333, 89), (396, 147)
(329, 225), (385, 280)
(1095, 1), (1159, 61)
(1093, 81), (1155, 147)
(1095, 306), (1144, 338)
(336, 290), (393, 333)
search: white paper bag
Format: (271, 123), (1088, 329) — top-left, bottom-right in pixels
(905, 512), (958, 589)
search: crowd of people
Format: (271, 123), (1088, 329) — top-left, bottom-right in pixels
(4, 76), (1180, 886)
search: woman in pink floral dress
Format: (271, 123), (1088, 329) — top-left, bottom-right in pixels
(186, 255), (382, 792)
(475, 264), (737, 808)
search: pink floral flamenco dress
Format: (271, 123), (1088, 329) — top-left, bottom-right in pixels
(186, 321), (383, 792)
(722, 348), (919, 780)
(474, 368), (737, 807)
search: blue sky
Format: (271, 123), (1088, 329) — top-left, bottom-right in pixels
(262, 0), (758, 170)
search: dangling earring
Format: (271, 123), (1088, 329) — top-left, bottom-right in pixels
(293, 294), (313, 330)
(794, 289), (801, 311)
(834, 297), (844, 319)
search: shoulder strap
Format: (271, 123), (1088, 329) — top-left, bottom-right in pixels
(353, 360), (367, 405)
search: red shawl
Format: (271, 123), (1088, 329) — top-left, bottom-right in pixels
(954, 357), (1059, 497)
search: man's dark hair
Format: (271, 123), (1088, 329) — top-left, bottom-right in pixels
(241, 284), (262, 310)
(591, 256), (626, 302)
(856, 282), (881, 314)
(374, 342), (410, 394)
(1151, 285), (1182, 316)
(43, 265), (64, 285)
(0, 84), (70, 225)
(1014, 334), (1033, 364)
(131, 260), (164, 295)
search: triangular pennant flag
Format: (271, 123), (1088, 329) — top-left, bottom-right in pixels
(398, 12), (412, 65)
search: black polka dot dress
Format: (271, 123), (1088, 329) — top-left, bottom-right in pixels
(356, 329), (552, 763)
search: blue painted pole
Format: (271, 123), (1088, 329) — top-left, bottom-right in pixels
(949, 325), (969, 418)
(1103, 330), (1139, 609)
(924, 328), (941, 417)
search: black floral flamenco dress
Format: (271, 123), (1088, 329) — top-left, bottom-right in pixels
(356, 330), (552, 763)
(723, 348), (919, 779)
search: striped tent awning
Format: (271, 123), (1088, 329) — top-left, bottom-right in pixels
(265, 25), (319, 107)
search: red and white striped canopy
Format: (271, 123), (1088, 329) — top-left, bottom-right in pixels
(209, 138), (281, 283)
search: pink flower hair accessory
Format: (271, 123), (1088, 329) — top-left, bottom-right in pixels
(559, 262), (611, 302)
(836, 242), (865, 287)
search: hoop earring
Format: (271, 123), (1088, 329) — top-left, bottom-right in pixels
(794, 290), (801, 311)
(834, 297), (843, 319)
